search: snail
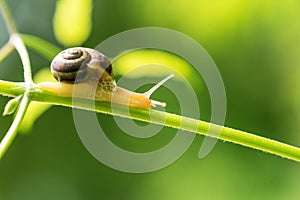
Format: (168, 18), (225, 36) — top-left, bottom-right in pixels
(38, 47), (173, 109)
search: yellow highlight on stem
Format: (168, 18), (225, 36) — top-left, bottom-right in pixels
(53, 0), (93, 46)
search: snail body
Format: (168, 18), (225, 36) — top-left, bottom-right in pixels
(38, 47), (172, 109)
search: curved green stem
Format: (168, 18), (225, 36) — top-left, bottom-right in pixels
(1, 80), (300, 162)
(0, 0), (33, 158)
(10, 34), (33, 84)
(0, 92), (30, 158)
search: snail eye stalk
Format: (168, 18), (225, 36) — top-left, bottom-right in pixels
(143, 74), (174, 107)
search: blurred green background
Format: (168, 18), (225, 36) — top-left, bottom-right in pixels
(1, 0), (300, 199)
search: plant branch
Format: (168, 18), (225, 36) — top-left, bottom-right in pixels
(1, 80), (300, 162)
(0, 41), (15, 62)
(0, 80), (25, 97)
(0, 0), (17, 34)
(0, 93), (30, 158)
(10, 34), (33, 84)
(0, 0), (33, 158)
(0, 0), (33, 84)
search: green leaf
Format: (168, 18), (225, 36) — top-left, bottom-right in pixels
(53, 0), (93, 46)
(3, 95), (22, 116)
(21, 34), (62, 60)
(113, 49), (203, 90)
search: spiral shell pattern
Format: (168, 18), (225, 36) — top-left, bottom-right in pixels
(51, 47), (92, 83)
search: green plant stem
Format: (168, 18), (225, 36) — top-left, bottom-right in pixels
(1, 80), (300, 162)
(10, 34), (33, 84)
(0, 0), (17, 34)
(0, 93), (30, 158)
(0, 41), (15, 62)
(0, 81), (25, 97)
(0, 0), (33, 158)
(0, 0), (33, 84)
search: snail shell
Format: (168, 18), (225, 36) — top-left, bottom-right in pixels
(51, 47), (112, 84)
(39, 47), (172, 109)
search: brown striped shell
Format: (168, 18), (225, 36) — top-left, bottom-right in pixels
(50, 47), (112, 83)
